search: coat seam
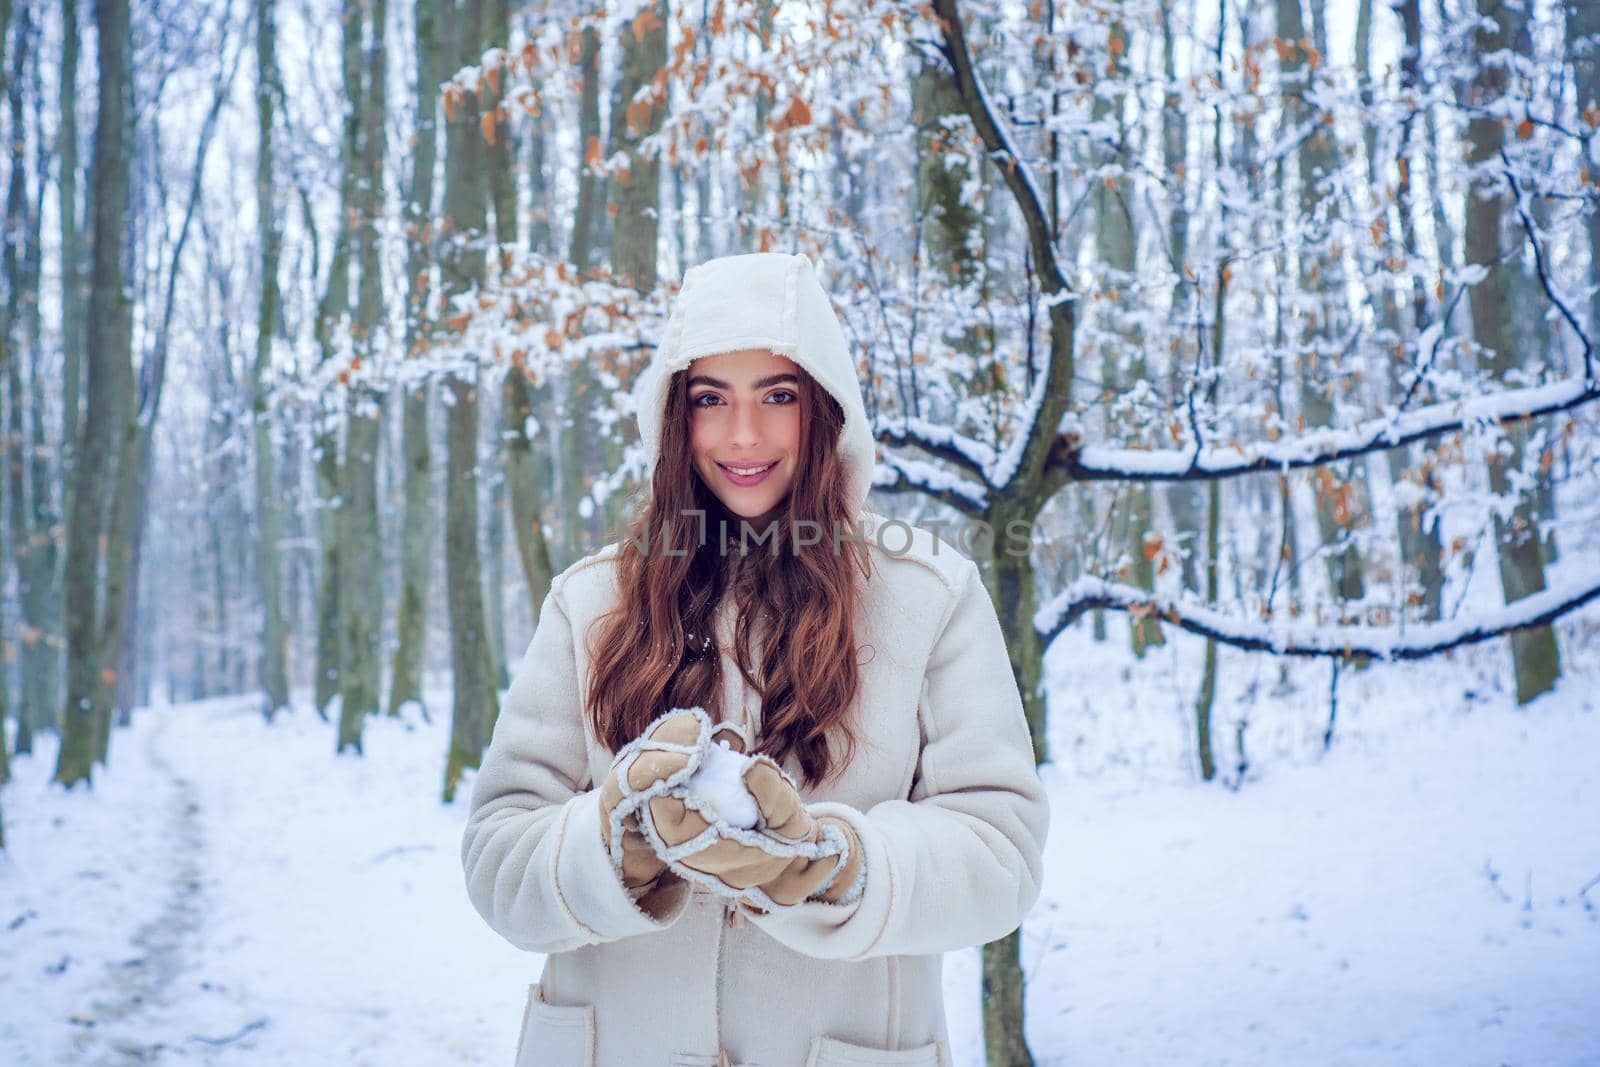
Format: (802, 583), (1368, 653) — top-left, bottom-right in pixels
(851, 827), (895, 961)
(859, 515), (971, 598)
(549, 798), (602, 943)
(712, 903), (726, 1057)
(914, 563), (973, 801)
(885, 955), (899, 1047)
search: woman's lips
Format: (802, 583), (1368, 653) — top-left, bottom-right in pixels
(717, 460), (778, 487)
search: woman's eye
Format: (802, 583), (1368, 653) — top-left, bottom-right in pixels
(692, 391), (792, 407)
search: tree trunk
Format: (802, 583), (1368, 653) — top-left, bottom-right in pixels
(56, 0), (133, 787)
(1279, 0), (1369, 609)
(93, 374), (142, 754)
(981, 524), (1045, 1067)
(1195, 477), (1220, 781)
(441, 0), (499, 802)
(737, 0), (775, 249)
(481, 0), (519, 689)
(389, 0), (442, 718)
(1377, 0), (1445, 622)
(313, 0), (364, 721)
(1571, 1), (1600, 337)
(555, 22), (607, 568)
(59, 0), (84, 469)
(1463, 0), (1560, 703)
(599, 0), (667, 540)
(24, 0), (72, 744)
(1093, 15), (1163, 655)
(498, 12), (557, 618)
(1160, 0), (1204, 595)
(1, 0), (20, 792)
(337, 0), (388, 753)
(253, 0), (290, 718)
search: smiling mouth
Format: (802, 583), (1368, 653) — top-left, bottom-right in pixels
(717, 460), (778, 476)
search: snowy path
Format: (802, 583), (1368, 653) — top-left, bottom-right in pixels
(1, 697), (538, 1065)
(75, 712), (214, 1063)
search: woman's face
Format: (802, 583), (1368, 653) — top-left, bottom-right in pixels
(686, 348), (803, 527)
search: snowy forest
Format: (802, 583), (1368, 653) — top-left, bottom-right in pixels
(2, 0), (1598, 1063)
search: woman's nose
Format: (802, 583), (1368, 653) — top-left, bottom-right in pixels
(729, 402), (762, 446)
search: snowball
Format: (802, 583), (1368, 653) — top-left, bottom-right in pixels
(684, 741), (761, 829)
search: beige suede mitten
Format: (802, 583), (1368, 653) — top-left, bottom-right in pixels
(628, 708), (864, 912)
(736, 759), (864, 909)
(598, 707), (746, 897)
(598, 716), (693, 897)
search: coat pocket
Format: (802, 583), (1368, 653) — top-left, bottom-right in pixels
(514, 981), (596, 1067)
(804, 1035), (946, 1067)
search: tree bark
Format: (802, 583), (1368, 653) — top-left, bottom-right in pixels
(313, 0), (364, 721)
(556, 21), (608, 566)
(337, 0), (388, 752)
(440, 0), (499, 802)
(253, 0), (290, 718)
(59, 0), (84, 469)
(1, 0), (21, 794)
(495, 0), (556, 623)
(1463, 0), (1560, 703)
(389, 0), (442, 717)
(1379, 0), (1445, 621)
(1278, 0), (1370, 609)
(1570, 0), (1600, 336)
(56, 0), (134, 786)
(599, 0), (667, 538)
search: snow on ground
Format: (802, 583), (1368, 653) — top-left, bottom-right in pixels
(2, 612), (1598, 1066)
(0, 691), (530, 1066)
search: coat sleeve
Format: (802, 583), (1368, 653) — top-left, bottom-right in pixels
(460, 581), (692, 954)
(748, 557), (1050, 960)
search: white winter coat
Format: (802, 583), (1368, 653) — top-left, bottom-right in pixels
(460, 253), (1050, 1067)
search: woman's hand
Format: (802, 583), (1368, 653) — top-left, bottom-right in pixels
(598, 713), (694, 893)
(740, 759), (863, 908)
(647, 745), (864, 910)
(599, 708), (746, 894)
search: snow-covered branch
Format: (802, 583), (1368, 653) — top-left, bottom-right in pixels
(1035, 574), (1600, 660)
(1057, 378), (1600, 482)
(870, 454), (989, 514)
(876, 417), (997, 483)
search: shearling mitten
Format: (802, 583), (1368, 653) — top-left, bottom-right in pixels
(599, 716), (696, 895)
(621, 707), (862, 912)
(735, 759), (865, 910)
(599, 707), (745, 894)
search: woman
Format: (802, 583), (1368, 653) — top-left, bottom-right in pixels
(461, 252), (1049, 1067)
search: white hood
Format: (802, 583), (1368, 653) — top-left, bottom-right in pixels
(632, 252), (877, 515)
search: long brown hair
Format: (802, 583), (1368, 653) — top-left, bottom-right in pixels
(584, 362), (872, 790)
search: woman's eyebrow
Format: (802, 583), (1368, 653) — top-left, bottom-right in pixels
(686, 373), (799, 390)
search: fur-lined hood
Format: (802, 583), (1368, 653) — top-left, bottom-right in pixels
(631, 252), (878, 514)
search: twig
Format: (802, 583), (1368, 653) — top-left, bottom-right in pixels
(1578, 872), (1599, 912)
(1323, 659), (1341, 752)
(188, 1019), (268, 1046)
(1501, 149), (1595, 383)
(1481, 859), (1512, 904)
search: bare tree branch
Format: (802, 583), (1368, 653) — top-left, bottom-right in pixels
(1036, 573), (1600, 660)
